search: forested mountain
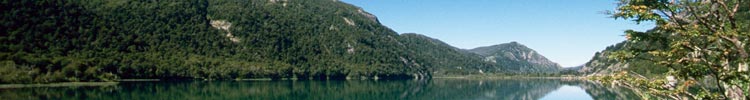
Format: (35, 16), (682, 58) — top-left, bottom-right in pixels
(0, 0), (567, 84)
(398, 33), (504, 76)
(577, 41), (668, 78)
(469, 42), (562, 73)
(400, 34), (566, 75)
(0, 0), (433, 83)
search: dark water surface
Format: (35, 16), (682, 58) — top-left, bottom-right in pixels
(0, 78), (642, 100)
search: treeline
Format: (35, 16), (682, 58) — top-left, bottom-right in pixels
(0, 0), (429, 83)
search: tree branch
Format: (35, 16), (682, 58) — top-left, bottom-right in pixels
(712, 0), (740, 30)
(685, 1), (720, 33)
(697, 50), (729, 99)
(658, 8), (691, 31)
(728, 0), (740, 29)
(719, 35), (749, 58)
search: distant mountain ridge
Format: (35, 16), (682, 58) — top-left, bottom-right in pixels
(398, 33), (564, 74)
(469, 42), (563, 73)
(399, 33), (501, 75)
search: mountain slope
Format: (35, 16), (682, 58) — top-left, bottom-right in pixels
(578, 41), (668, 77)
(398, 33), (503, 75)
(469, 42), (562, 73)
(0, 0), (429, 83)
(578, 42), (628, 76)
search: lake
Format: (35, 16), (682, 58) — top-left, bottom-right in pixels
(0, 78), (642, 100)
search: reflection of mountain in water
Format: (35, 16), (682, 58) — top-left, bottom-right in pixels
(0, 79), (644, 100)
(416, 79), (563, 100)
(572, 80), (644, 100)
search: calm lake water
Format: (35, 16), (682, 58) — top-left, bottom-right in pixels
(0, 78), (642, 100)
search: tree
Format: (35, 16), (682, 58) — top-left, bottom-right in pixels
(610, 0), (749, 99)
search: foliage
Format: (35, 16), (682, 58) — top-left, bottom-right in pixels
(609, 0), (750, 99)
(578, 41), (669, 78)
(0, 0), (431, 83)
(589, 71), (725, 99)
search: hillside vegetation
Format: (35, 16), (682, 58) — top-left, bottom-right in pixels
(1, 0), (434, 83)
(1, 0), (565, 84)
(398, 33), (502, 76)
(577, 41), (668, 78)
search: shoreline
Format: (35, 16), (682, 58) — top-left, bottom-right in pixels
(0, 76), (588, 88)
(0, 82), (119, 89)
(433, 75), (586, 79)
(118, 79), (161, 82)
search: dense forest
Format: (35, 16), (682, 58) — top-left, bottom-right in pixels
(1, 0), (569, 84)
(0, 0), (436, 83)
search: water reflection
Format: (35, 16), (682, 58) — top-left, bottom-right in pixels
(540, 85), (592, 100)
(0, 79), (642, 100)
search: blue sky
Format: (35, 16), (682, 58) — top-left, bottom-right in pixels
(340, 0), (654, 67)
